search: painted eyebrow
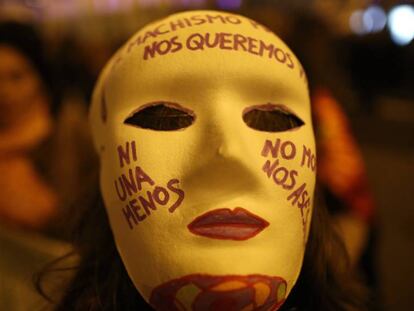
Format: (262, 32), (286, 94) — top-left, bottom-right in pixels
(242, 103), (304, 132)
(124, 101), (196, 131)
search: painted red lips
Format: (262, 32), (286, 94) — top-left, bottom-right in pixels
(188, 208), (269, 240)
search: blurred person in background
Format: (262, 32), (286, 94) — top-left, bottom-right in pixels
(0, 20), (99, 234)
(0, 21), (57, 229)
(0, 20), (73, 311)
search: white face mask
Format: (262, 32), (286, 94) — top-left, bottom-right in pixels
(90, 10), (316, 311)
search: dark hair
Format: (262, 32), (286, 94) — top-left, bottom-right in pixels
(0, 21), (48, 83)
(0, 21), (60, 114)
(36, 182), (369, 311)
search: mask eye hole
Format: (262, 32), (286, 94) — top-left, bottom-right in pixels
(242, 104), (304, 132)
(124, 102), (195, 131)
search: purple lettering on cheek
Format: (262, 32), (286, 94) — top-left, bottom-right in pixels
(130, 198), (147, 222)
(115, 167), (185, 228)
(117, 141), (138, 168)
(122, 204), (138, 230)
(261, 139), (297, 160)
(301, 145), (316, 172)
(114, 142), (185, 229)
(167, 179), (185, 213)
(287, 182), (312, 244)
(287, 183), (306, 206)
(135, 166), (155, 191)
(261, 139), (281, 158)
(262, 159), (298, 190)
(280, 141), (296, 159)
(260, 138), (314, 244)
(139, 191), (157, 215)
(115, 178), (127, 201)
(262, 159), (279, 178)
(122, 169), (137, 196)
(285, 170), (298, 190)
(272, 166), (289, 186)
(153, 186), (170, 205)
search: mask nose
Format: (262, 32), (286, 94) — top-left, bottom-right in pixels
(213, 113), (245, 160)
(181, 149), (261, 208)
(217, 135), (242, 159)
(180, 107), (261, 203)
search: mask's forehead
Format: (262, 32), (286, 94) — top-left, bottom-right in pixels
(90, 10), (309, 147)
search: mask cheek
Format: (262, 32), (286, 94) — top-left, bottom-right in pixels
(257, 135), (316, 243)
(101, 149), (186, 235)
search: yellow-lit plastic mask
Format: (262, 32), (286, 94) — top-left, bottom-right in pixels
(90, 10), (316, 311)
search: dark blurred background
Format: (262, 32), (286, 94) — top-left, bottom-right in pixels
(0, 0), (413, 310)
